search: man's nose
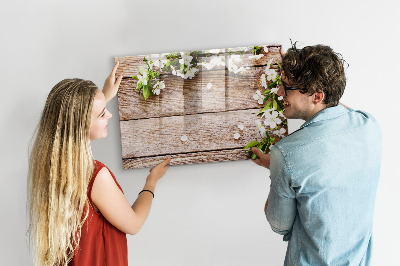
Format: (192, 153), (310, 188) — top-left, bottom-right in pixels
(277, 84), (285, 97)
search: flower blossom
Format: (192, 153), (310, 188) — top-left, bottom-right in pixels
(210, 56), (225, 67)
(184, 67), (198, 79)
(181, 135), (188, 142)
(238, 124), (244, 130)
(273, 128), (286, 137)
(152, 59), (165, 69)
(255, 120), (266, 138)
(152, 81), (165, 95)
(234, 133), (241, 139)
(208, 49), (221, 54)
(270, 87), (279, 94)
(179, 52), (193, 65)
(253, 90), (264, 104)
(266, 68), (277, 81)
(137, 71), (148, 86)
(260, 74), (268, 88)
(264, 110), (282, 129)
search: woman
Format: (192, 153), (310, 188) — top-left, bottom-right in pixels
(27, 62), (170, 265)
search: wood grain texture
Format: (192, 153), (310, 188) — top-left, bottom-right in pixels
(120, 109), (260, 158)
(117, 66), (276, 120)
(122, 148), (250, 169)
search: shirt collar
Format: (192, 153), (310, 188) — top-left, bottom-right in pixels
(300, 105), (349, 129)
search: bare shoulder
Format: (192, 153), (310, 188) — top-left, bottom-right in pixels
(91, 166), (120, 202)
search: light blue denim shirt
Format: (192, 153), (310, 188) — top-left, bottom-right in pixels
(266, 105), (382, 266)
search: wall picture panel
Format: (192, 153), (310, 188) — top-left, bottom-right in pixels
(115, 45), (287, 169)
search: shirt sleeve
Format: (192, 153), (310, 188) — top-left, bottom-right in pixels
(266, 145), (297, 241)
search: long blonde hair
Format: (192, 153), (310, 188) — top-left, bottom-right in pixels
(28, 79), (98, 265)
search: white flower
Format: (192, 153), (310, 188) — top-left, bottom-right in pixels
(266, 68), (277, 81)
(137, 72), (148, 86)
(270, 87), (279, 94)
(208, 49), (220, 54)
(184, 67), (198, 79)
(253, 90), (264, 104)
(206, 82), (213, 89)
(255, 120), (266, 138)
(264, 110), (282, 129)
(260, 74), (268, 88)
(238, 124), (244, 130)
(210, 56), (225, 67)
(273, 128), (286, 137)
(199, 62), (214, 70)
(230, 54), (241, 63)
(234, 133), (241, 139)
(153, 88), (160, 95)
(260, 108), (274, 117)
(152, 81), (165, 95)
(249, 54), (264, 60)
(181, 135), (188, 142)
(263, 46), (269, 53)
(278, 96), (283, 100)
(229, 65), (249, 74)
(179, 52), (193, 65)
(170, 65), (176, 75)
(176, 71), (185, 78)
(152, 59), (164, 69)
(278, 111), (286, 118)
(159, 81), (165, 90)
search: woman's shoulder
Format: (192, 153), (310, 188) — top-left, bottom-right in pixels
(91, 160), (123, 192)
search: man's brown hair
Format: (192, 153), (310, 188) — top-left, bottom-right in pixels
(282, 43), (348, 107)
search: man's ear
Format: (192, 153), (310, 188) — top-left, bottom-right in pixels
(313, 91), (325, 104)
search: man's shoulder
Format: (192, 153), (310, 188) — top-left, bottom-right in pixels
(274, 108), (380, 156)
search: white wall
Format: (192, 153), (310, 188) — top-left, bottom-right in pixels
(1, 0), (399, 265)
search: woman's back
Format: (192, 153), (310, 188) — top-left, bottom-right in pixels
(69, 160), (127, 266)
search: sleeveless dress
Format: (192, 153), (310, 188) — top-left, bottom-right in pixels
(69, 160), (128, 266)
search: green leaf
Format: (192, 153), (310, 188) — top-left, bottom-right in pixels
(243, 141), (260, 150)
(132, 76), (139, 80)
(137, 82), (143, 90)
(165, 59), (171, 67)
(263, 89), (271, 95)
(143, 85), (152, 100)
(273, 99), (278, 109)
(251, 153), (258, 160)
(180, 64), (184, 73)
(268, 81), (277, 88)
(263, 94), (272, 102)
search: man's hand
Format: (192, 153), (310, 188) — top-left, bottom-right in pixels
(251, 147), (271, 169)
(103, 61), (123, 103)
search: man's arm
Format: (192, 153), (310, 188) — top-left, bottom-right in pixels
(251, 147), (270, 169)
(265, 147), (297, 240)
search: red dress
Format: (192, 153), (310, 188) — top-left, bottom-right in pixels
(69, 160), (128, 266)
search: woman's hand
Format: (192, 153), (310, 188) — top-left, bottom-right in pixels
(147, 158), (171, 185)
(103, 61), (123, 103)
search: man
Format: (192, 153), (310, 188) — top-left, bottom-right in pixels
(252, 44), (382, 265)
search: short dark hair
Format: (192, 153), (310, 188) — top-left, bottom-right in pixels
(282, 43), (347, 107)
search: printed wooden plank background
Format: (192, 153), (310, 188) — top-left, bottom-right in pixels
(115, 45), (287, 169)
